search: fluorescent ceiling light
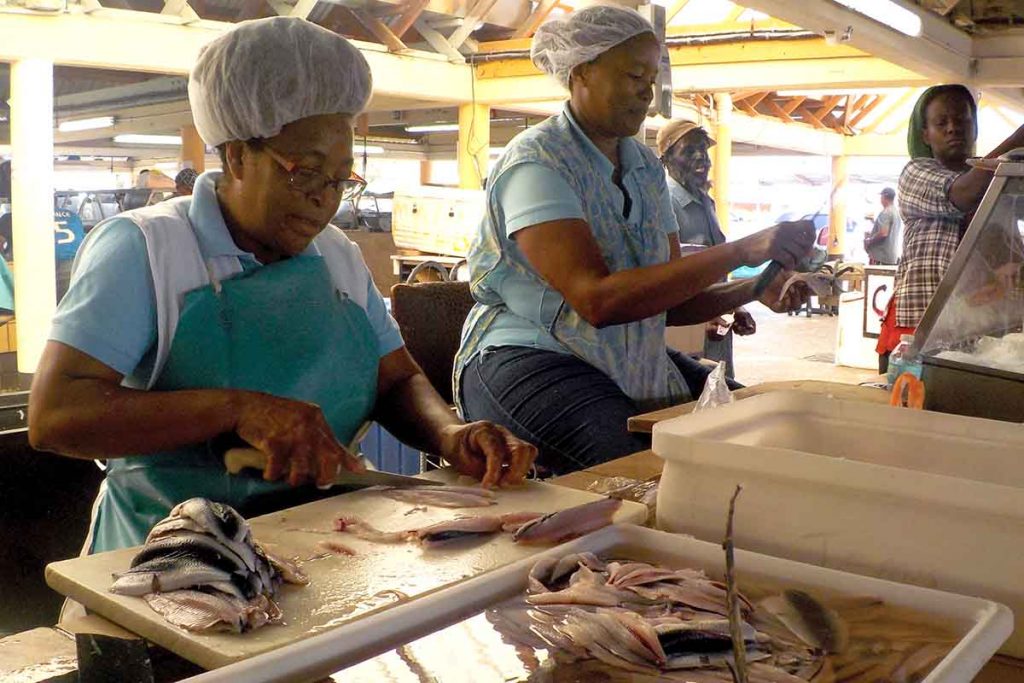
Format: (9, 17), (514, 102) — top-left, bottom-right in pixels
(58, 116), (115, 133)
(114, 134), (182, 146)
(405, 123), (460, 134)
(834, 0), (922, 37)
(354, 145), (385, 155)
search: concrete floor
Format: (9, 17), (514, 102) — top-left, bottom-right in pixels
(732, 302), (879, 387)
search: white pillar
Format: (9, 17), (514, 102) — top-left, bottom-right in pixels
(712, 93), (733, 237)
(10, 58), (55, 373)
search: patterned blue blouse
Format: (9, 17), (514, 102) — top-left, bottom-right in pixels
(454, 105), (692, 411)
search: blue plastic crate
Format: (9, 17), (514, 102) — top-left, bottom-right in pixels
(358, 422), (422, 475)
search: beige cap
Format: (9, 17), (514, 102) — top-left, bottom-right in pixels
(656, 119), (714, 158)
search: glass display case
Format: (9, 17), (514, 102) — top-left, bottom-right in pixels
(913, 154), (1024, 422)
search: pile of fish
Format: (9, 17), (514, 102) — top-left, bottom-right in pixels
(334, 497), (622, 548)
(109, 498), (308, 633)
(486, 552), (832, 681)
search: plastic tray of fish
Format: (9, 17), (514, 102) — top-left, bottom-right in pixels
(181, 524), (1012, 683)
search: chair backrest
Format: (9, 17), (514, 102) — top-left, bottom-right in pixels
(389, 280), (475, 404)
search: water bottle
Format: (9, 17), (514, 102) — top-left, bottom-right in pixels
(887, 334), (923, 386)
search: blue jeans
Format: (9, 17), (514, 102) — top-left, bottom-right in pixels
(459, 346), (742, 475)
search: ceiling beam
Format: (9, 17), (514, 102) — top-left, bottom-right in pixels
(347, 7), (408, 52)
(474, 47), (930, 105)
(666, 0), (692, 23)
(446, 0), (500, 51)
(288, 0), (320, 19)
(782, 96), (806, 115)
(413, 17), (466, 63)
(512, 0), (558, 39)
(666, 18), (799, 36)
(861, 88), (916, 134)
(734, 0), (972, 83)
(0, 8), (471, 103)
(847, 94), (884, 129)
(390, 0), (430, 39)
(313, 0), (528, 30)
(161, 0), (200, 22)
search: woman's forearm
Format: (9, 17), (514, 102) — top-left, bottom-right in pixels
(951, 124), (1024, 212)
(30, 375), (242, 459)
(372, 372), (460, 456)
(573, 242), (746, 327)
(666, 279), (757, 326)
(949, 168), (995, 213)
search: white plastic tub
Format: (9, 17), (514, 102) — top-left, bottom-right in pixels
(183, 524), (1011, 683)
(653, 391), (1024, 655)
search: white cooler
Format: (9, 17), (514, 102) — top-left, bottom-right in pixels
(653, 391), (1024, 656)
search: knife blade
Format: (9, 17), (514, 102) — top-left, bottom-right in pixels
(223, 447), (441, 489)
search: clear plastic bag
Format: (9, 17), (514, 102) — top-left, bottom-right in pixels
(694, 361), (734, 413)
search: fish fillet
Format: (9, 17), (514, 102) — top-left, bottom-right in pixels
(379, 485), (497, 508)
(334, 512), (543, 546)
(512, 498), (621, 545)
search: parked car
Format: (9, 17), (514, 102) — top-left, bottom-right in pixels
(332, 189), (393, 232)
(54, 189), (173, 232)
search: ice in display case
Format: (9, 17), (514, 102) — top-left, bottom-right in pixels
(913, 152), (1024, 422)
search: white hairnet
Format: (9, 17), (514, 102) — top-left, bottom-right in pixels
(531, 6), (655, 88)
(189, 16), (373, 147)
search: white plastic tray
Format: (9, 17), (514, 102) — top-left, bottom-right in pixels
(652, 391), (1024, 655)
(182, 524), (1012, 683)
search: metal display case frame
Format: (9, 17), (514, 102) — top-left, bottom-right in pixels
(913, 160), (1024, 422)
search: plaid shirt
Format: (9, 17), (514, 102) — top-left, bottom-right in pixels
(893, 158), (969, 327)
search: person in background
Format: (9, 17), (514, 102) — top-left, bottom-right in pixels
(174, 168), (199, 197)
(864, 187), (901, 266)
(656, 120), (756, 378)
(29, 17), (535, 555)
(876, 84), (1024, 374)
(454, 6), (814, 476)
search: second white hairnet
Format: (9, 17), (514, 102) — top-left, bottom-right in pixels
(531, 6), (655, 88)
(189, 16), (373, 147)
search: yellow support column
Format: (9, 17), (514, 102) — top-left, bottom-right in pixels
(712, 93), (732, 236)
(180, 124), (205, 173)
(829, 154), (848, 259)
(10, 58), (55, 373)
(458, 103), (490, 190)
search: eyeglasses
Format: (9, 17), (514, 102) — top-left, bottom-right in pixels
(260, 144), (366, 201)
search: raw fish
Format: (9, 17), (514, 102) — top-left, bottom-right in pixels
(512, 498), (621, 545)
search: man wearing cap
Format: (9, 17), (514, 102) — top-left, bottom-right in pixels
(29, 17), (536, 553)
(173, 168), (199, 197)
(864, 187), (901, 266)
(656, 120), (756, 378)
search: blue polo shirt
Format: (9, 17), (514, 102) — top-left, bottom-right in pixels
(50, 172), (403, 380)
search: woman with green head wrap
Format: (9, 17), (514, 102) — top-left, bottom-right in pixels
(876, 84), (1024, 372)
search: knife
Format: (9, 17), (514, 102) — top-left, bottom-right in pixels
(223, 447), (441, 489)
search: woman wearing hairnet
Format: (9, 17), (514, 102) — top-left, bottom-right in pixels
(29, 17), (536, 553)
(453, 6), (814, 474)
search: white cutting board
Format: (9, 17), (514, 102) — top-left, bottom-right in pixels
(45, 471), (646, 670)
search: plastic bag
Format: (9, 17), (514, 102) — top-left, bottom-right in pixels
(587, 476), (659, 524)
(694, 361), (734, 413)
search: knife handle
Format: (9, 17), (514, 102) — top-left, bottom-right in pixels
(224, 447), (269, 476)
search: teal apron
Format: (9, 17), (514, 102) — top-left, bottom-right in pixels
(90, 255), (378, 553)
